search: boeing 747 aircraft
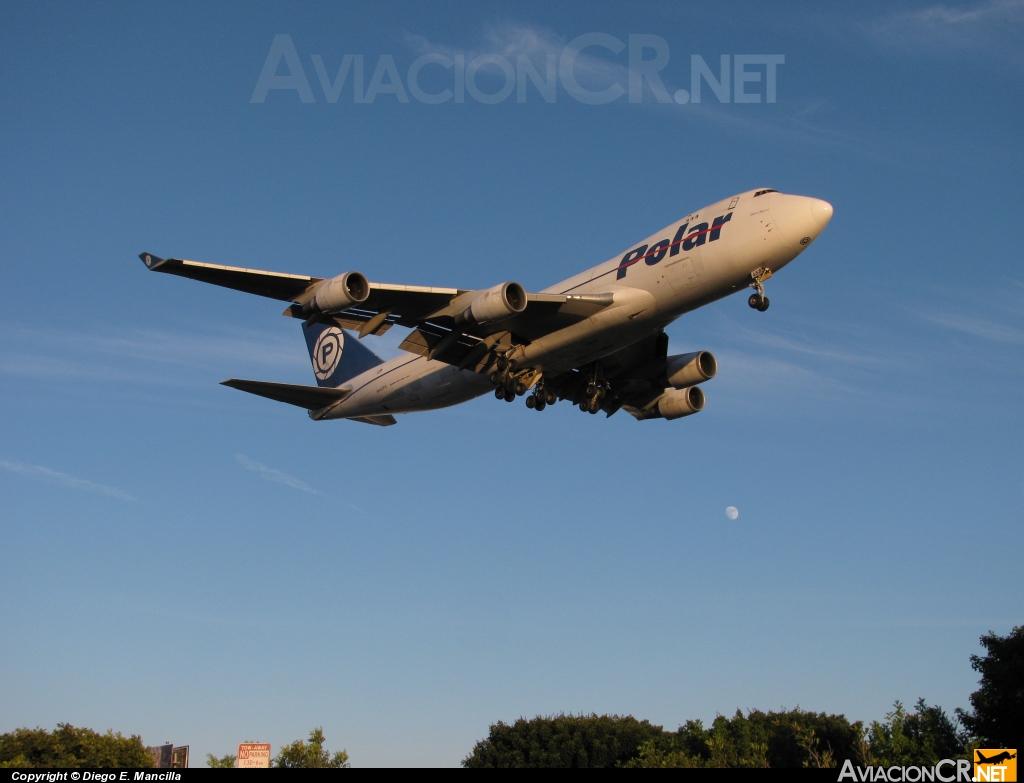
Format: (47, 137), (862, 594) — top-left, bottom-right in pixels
(139, 188), (832, 426)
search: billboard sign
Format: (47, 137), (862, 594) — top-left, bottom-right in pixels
(171, 746), (189, 769)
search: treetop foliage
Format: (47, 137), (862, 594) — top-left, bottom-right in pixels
(0, 724), (153, 769)
(464, 704), (971, 769)
(272, 728), (350, 768)
(462, 621), (1024, 769)
(205, 753), (237, 768)
(957, 625), (1024, 749)
(462, 714), (662, 768)
(868, 700), (969, 767)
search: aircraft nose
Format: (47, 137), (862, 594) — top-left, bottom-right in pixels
(772, 194), (833, 249)
(809, 198), (833, 228)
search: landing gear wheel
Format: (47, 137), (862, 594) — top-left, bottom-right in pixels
(515, 381), (527, 396)
(588, 398), (601, 414)
(489, 371), (500, 384)
(504, 390), (515, 402)
(535, 399), (546, 411)
(748, 293), (763, 309)
(579, 401), (589, 412)
(495, 388), (505, 400)
(544, 390), (556, 405)
(526, 395), (536, 409)
(757, 296), (770, 312)
(507, 359), (517, 373)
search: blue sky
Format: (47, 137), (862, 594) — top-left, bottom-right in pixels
(1, 0), (1022, 768)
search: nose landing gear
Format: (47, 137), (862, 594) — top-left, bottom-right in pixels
(748, 292), (770, 311)
(748, 267), (772, 312)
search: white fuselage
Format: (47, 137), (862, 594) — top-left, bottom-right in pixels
(325, 189), (832, 420)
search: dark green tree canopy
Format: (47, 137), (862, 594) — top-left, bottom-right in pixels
(957, 625), (1024, 749)
(463, 714), (663, 768)
(272, 728), (350, 768)
(0, 724), (153, 768)
(466, 705), (969, 768)
(625, 709), (865, 768)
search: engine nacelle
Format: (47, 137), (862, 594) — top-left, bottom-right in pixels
(310, 271), (370, 314)
(665, 351), (717, 389)
(657, 385), (705, 420)
(456, 282), (527, 326)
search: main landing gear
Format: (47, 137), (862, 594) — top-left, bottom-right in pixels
(526, 384), (556, 412)
(576, 365), (608, 415)
(748, 267), (772, 312)
(488, 352), (559, 412)
(490, 352), (531, 404)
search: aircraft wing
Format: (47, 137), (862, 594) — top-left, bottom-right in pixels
(139, 253), (614, 363)
(140, 253), (321, 301)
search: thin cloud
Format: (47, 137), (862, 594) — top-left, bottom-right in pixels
(905, 0), (1022, 27)
(864, 0), (1024, 58)
(725, 321), (894, 367)
(0, 458), (136, 501)
(236, 454), (327, 497)
(404, 22), (902, 163)
(0, 324), (304, 370)
(911, 309), (1024, 345)
(0, 323), (306, 386)
(404, 22), (630, 92)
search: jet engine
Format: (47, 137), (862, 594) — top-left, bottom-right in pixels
(657, 385), (705, 420)
(308, 271), (370, 314)
(665, 351), (717, 389)
(455, 282), (528, 326)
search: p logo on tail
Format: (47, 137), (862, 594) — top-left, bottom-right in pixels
(312, 327), (344, 380)
(302, 320), (386, 388)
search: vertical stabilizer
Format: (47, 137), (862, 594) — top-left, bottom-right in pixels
(302, 321), (385, 388)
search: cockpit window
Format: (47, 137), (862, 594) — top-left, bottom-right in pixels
(754, 189), (778, 197)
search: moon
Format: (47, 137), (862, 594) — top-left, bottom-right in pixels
(725, 506), (739, 520)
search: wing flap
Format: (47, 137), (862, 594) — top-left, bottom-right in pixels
(397, 325), (483, 364)
(281, 304), (394, 335)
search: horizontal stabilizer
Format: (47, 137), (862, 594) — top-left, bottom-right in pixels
(221, 378), (350, 409)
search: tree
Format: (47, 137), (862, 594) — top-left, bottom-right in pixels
(462, 714), (664, 768)
(622, 709), (863, 769)
(206, 753), (237, 768)
(0, 724), (153, 768)
(272, 728), (349, 768)
(867, 700), (968, 766)
(957, 625), (1024, 749)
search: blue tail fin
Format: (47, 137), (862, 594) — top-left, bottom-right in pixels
(302, 321), (386, 388)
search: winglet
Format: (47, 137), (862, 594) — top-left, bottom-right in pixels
(138, 252), (170, 271)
